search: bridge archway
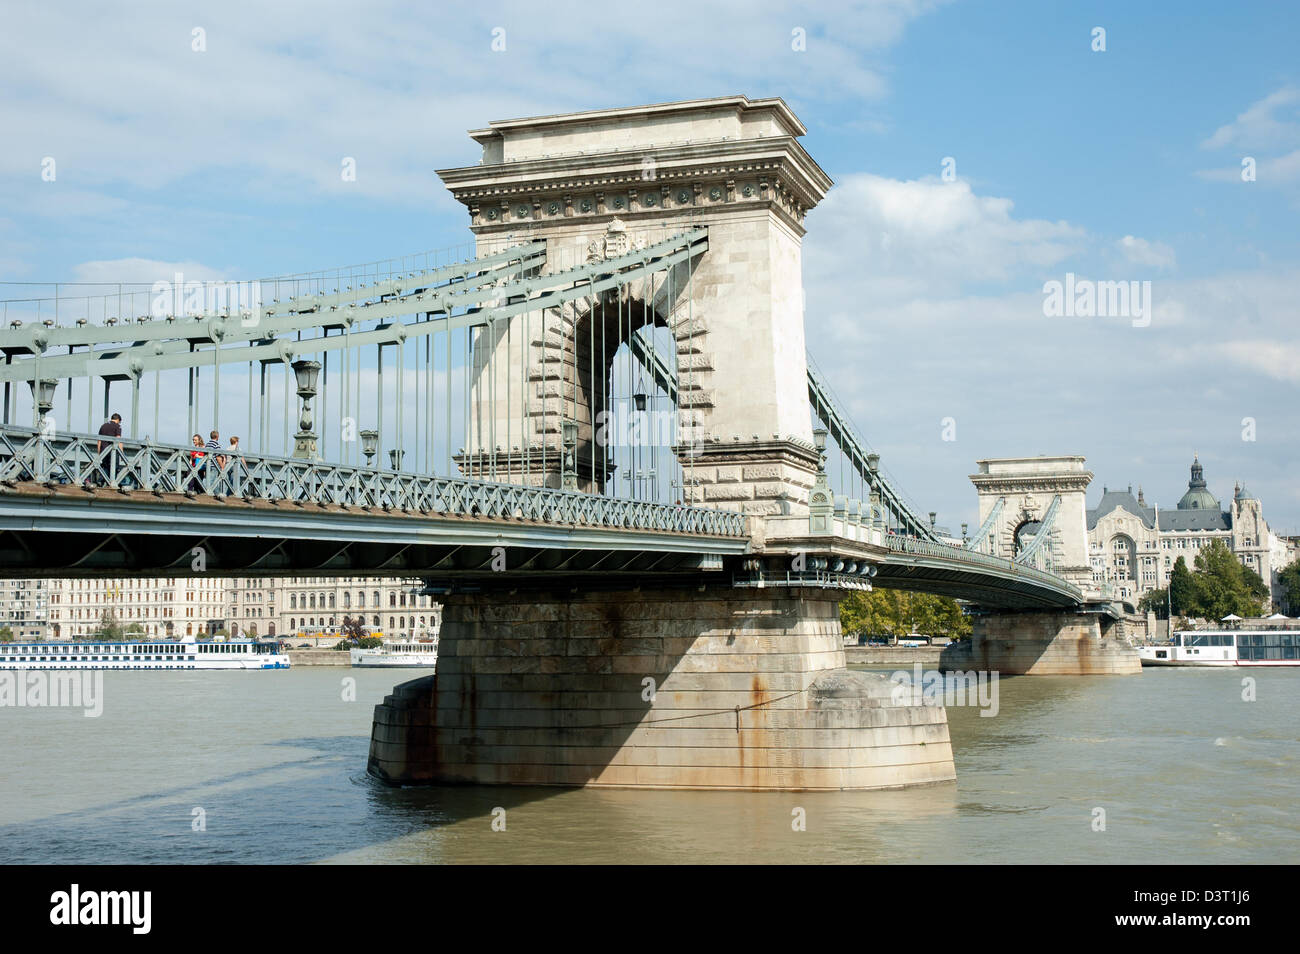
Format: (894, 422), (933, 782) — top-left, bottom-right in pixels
(1012, 516), (1042, 557)
(1109, 532), (1139, 593)
(445, 96), (832, 515)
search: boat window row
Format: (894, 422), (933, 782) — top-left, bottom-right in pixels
(4, 655), (199, 662)
(1180, 634), (1235, 647)
(1238, 633), (1300, 660)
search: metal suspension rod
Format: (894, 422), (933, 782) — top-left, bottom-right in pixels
(320, 331), (329, 462)
(505, 313), (511, 482)
(464, 327), (471, 479)
(396, 335), (404, 471)
(212, 342), (220, 437)
(282, 359), (289, 455)
(444, 322), (451, 477)
(600, 289), (607, 496)
(258, 363), (267, 455)
(538, 311), (545, 483)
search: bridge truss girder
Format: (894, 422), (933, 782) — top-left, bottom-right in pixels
(0, 491), (746, 579)
(0, 231), (708, 385)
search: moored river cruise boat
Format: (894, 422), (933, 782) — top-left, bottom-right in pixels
(0, 639), (290, 670)
(1138, 628), (1300, 667)
(350, 639), (438, 669)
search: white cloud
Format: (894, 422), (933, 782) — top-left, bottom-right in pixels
(0, 1), (945, 202)
(1197, 87), (1300, 196)
(1221, 340), (1300, 384)
(71, 258), (232, 285)
(801, 167), (1300, 530)
(1197, 148), (1300, 186)
(1117, 235), (1176, 269)
(805, 173), (1086, 302)
(1201, 86), (1300, 150)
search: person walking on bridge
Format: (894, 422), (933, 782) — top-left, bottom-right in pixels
(188, 433), (206, 493)
(205, 430), (226, 493)
(225, 434), (243, 495)
(90, 413), (123, 487)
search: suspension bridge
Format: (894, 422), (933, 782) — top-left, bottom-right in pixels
(0, 96), (1139, 792)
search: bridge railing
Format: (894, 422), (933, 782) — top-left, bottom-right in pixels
(883, 533), (1082, 597)
(0, 426), (747, 538)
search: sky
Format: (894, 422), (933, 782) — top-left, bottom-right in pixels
(2, 0), (1297, 532)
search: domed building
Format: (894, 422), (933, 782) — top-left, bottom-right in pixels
(1085, 455), (1292, 606)
(1176, 456), (1219, 511)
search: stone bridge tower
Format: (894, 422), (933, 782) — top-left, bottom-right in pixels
(970, 456), (1095, 590)
(437, 95), (833, 516)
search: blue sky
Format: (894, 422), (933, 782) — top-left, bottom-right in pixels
(2, 0), (1297, 531)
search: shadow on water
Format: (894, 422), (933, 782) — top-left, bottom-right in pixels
(0, 734), (569, 865)
(1, 730), (968, 864)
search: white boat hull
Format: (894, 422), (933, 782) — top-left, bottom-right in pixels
(349, 648), (437, 668)
(0, 639), (290, 670)
(1139, 628), (1300, 668)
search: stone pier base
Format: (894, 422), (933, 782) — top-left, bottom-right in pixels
(940, 610), (1141, 675)
(368, 585), (955, 791)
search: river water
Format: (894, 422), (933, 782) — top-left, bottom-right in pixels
(2, 666), (1295, 864)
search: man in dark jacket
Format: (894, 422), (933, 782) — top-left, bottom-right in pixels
(92, 413), (123, 486)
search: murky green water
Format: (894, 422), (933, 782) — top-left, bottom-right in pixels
(1, 666), (1295, 863)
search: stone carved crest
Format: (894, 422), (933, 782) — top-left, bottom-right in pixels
(586, 218), (645, 263)
(1019, 494), (1039, 521)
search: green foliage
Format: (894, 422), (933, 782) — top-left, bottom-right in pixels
(839, 589), (971, 639)
(334, 635), (383, 651)
(1138, 587), (1169, 616)
(340, 615), (370, 641)
(1163, 540), (1270, 620)
(0, 625), (13, 642)
(333, 615), (380, 650)
(1190, 540), (1267, 619)
(1169, 557), (1196, 616)
(98, 609), (124, 640)
(124, 622), (145, 635)
(1278, 558), (1300, 616)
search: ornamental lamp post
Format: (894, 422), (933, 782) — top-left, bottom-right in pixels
(290, 359), (321, 459)
(29, 378), (57, 423)
(360, 429), (379, 467)
(389, 448), (405, 471)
